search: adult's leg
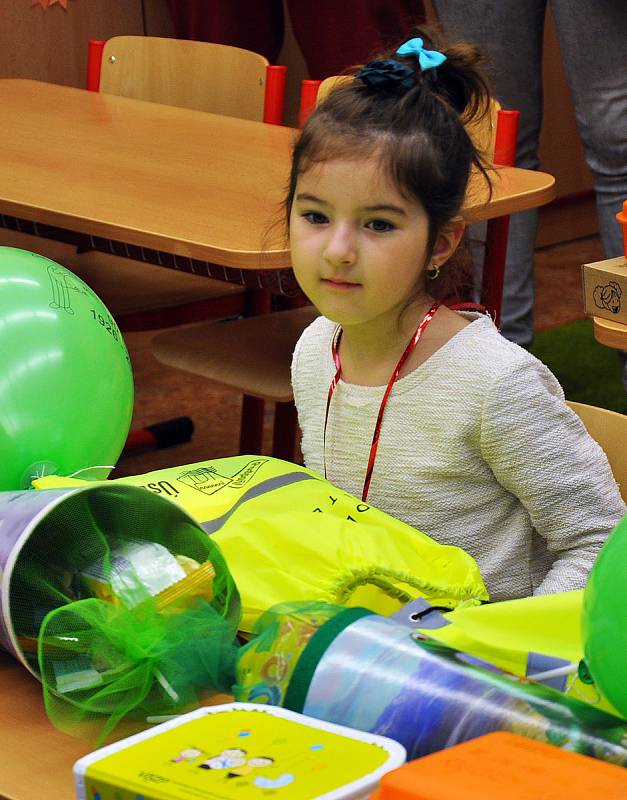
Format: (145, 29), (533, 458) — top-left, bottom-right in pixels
(551, 0), (627, 260)
(166, 0), (284, 64)
(552, 1), (627, 389)
(286, 0), (425, 80)
(431, 1), (547, 346)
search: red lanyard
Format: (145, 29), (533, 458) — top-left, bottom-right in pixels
(323, 301), (441, 502)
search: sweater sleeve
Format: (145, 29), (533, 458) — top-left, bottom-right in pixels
(290, 316), (326, 446)
(290, 324), (310, 422)
(479, 358), (626, 594)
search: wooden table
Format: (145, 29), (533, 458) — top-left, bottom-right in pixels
(0, 650), (89, 799)
(0, 79), (556, 292)
(0, 650), (232, 800)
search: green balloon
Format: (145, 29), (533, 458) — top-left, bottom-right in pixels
(582, 513), (627, 718)
(0, 247), (133, 489)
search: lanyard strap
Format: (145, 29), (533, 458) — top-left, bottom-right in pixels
(323, 300), (441, 502)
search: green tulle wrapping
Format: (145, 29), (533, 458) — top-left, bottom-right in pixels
(1, 483), (243, 743)
(38, 596), (241, 744)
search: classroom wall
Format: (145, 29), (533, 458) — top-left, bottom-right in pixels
(0, 0), (175, 85)
(0, 0), (597, 247)
(0, 1), (140, 87)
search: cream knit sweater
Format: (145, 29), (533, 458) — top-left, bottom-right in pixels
(291, 313), (626, 601)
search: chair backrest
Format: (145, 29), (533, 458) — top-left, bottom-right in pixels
(316, 74), (348, 103)
(567, 401), (627, 502)
(99, 36), (269, 121)
(315, 75), (500, 159)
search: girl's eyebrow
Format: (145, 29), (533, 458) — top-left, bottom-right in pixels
(363, 204), (407, 216)
(295, 192), (327, 204)
(295, 194), (407, 216)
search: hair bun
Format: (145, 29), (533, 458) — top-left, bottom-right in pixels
(356, 59), (415, 92)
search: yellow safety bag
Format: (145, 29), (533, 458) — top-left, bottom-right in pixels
(35, 455), (488, 633)
(413, 590), (624, 720)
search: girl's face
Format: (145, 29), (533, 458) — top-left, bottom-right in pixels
(289, 156), (460, 331)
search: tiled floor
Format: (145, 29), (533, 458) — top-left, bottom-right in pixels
(114, 234), (605, 478)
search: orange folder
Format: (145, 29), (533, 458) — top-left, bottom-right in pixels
(369, 732), (627, 799)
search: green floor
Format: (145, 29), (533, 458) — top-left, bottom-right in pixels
(530, 319), (627, 414)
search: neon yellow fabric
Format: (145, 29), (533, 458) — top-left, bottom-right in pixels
(418, 591), (624, 719)
(35, 456), (488, 633)
(33, 456), (309, 522)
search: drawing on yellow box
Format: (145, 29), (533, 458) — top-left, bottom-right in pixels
(194, 743), (293, 789)
(228, 755), (274, 779)
(197, 746), (247, 770)
(170, 747), (202, 764)
(177, 458), (268, 496)
(82, 708), (392, 799)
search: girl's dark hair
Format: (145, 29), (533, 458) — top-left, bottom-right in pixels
(286, 27), (493, 298)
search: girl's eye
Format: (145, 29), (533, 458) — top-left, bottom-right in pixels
(366, 219), (395, 233)
(302, 211), (329, 225)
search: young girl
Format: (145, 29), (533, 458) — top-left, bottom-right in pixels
(289, 30), (626, 601)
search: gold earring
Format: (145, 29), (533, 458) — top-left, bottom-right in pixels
(426, 262), (440, 280)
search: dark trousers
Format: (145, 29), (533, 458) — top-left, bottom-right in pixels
(166, 0), (425, 79)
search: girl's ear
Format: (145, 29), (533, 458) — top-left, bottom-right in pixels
(431, 217), (465, 267)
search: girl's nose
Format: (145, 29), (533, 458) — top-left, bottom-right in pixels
(323, 225), (357, 266)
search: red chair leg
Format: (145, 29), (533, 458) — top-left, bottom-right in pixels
(493, 109), (520, 167)
(245, 288), (272, 316)
(271, 401), (298, 462)
(263, 64), (287, 125)
(240, 395), (265, 454)
(298, 79), (322, 128)
(481, 216), (511, 327)
(480, 108), (521, 325)
(86, 39), (105, 91)
(122, 416), (194, 456)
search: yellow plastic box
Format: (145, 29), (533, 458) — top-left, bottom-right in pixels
(73, 702), (406, 800)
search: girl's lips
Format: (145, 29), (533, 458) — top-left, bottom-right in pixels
(322, 278), (360, 290)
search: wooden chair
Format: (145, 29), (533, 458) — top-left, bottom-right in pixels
(566, 401), (627, 503)
(152, 78), (517, 461)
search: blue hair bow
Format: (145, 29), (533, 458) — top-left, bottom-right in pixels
(396, 37), (447, 72)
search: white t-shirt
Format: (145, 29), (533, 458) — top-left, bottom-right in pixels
(291, 313), (626, 601)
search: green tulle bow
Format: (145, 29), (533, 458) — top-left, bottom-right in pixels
(38, 595), (241, 743)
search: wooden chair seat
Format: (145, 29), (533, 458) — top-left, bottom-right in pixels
(152, 306), (319, 403)
(566, 401), (627, 502)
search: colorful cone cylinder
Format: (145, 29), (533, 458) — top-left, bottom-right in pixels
(236, 604), (627, 766)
